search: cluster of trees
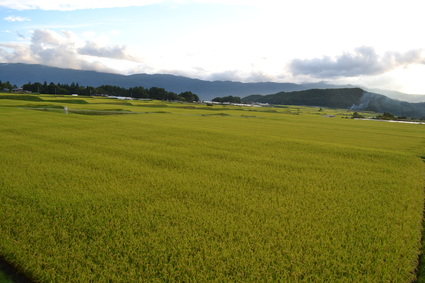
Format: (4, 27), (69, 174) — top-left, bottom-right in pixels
(0, 80), (17, 90)
(351, 112), (364, 119)
(212, 95), (242, 103)
(375, 112), (410, 120)
(377, 112), (396, 120)
(21, 82), (200, 102)
(352, 111), (413, 121)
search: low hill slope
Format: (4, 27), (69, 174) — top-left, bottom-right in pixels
(243, 88), (425, 118)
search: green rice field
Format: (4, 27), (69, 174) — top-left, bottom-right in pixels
(1, 93), (424, 281)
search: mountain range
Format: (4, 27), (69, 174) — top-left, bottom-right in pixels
(1, 63), (424, 103)
(1, 63), (425, 118)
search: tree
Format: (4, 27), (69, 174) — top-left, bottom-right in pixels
(212, 96), (241, 103)
(98, 85), (128, 96)
(41, 81), (48, 93)
(10, 80), (201, 101)
(23, 82), (41, 93)
(129, 86), (149, 98)
(179, 91), (199, 102)
(383, 112), (395, 119)
(0, 80), (13, 91)
(377, 112), (396, 120)
(148, 87), (168, 100)
(351, 112), (364, 119)
(48, 82), (56, 94)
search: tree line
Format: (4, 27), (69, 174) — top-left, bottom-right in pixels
(212, 95), (241, 103)
(20, 81), (200, 102)
(0, 80), (17, 90)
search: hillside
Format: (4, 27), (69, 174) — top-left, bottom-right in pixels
(243, 88), (425, 119)
(244, 88), (364, 108)
(2, 63), (419, 101)
(0, 63), (308, 100)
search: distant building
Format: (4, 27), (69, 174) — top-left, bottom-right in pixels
(12, 88), (24, 93)
(11, 88), (31, 93)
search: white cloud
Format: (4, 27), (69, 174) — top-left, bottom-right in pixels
(1, 0), (425, 94)
(290, 47), (425, 78)
(0, 0), (281, 10)
(78, 41), (143, 61)
(0, 0), (163, 11)
(0, 29), (146, 73)
(0, 42), (36, 63)
(204, 69), (276, 83)
(4, 15), (30, 22)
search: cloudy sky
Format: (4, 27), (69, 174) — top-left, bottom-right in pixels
(1, 0), (425, 94)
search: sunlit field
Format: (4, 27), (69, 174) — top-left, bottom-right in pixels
(1, 93), (424, 282)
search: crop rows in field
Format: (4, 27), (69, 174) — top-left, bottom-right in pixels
(0, 94), (424, 281)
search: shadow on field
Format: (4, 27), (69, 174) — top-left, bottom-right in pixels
(0, 257), (32, 283)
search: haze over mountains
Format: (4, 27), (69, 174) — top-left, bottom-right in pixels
(1, 63), (424, 103)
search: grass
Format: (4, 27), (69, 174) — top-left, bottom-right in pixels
(43, 99), (88, 104)
(0, 95), (42, 101)
(0, 93), (424, 281)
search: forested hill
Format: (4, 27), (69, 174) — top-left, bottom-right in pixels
(244, 88), (364, 108)
(243, 88), (425, 119)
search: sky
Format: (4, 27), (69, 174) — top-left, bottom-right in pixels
(0, 0), (425, 94)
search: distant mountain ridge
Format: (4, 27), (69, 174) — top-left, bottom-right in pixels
(2, 63), (423, 102)
(0, 63), (307, 100)
(364, 88), (425, 103)
(243, 88), (425, 119)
